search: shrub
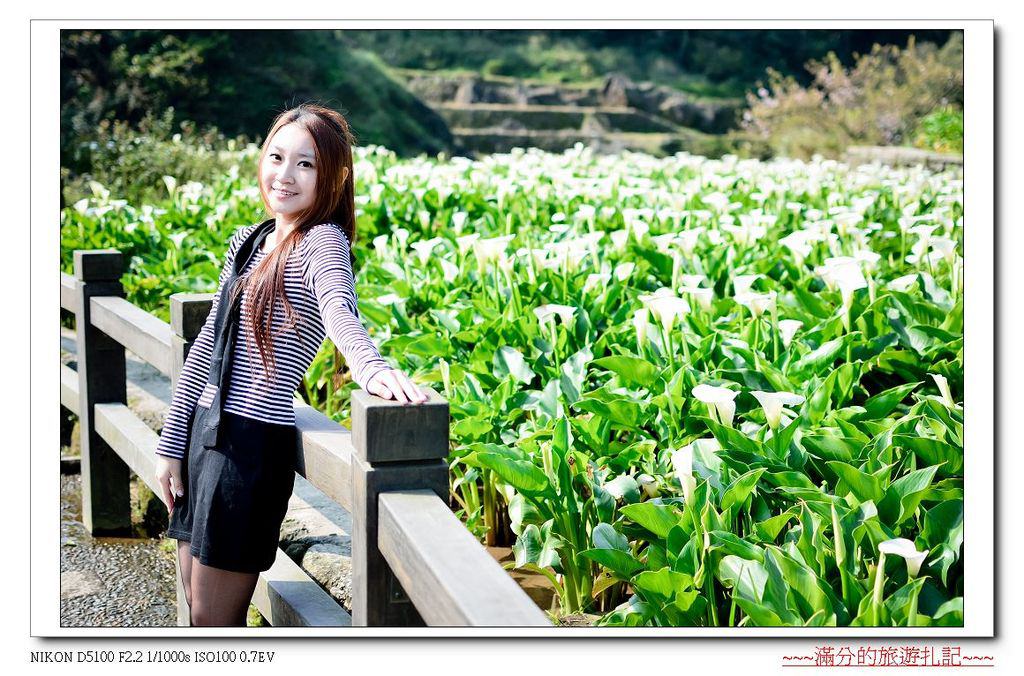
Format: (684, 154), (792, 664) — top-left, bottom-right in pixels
(61, 108), (256, 207)
(740, 33), (963, 159)
(914, 105), (964, 154)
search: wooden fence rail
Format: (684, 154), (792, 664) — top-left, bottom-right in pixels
(60, 248), (549, 627)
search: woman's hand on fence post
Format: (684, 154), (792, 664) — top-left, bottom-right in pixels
(366, 368), (428, 405)
(155, 456), (184, 514)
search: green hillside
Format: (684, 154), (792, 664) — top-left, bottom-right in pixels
(61, 29), (454, 170)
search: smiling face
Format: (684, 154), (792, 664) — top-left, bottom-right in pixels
(260, 122), (318, 222)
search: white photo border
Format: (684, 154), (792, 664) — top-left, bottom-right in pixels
(33, 18), (992, 639)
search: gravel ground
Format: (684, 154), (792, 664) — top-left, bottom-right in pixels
(61, 329), (183, 627)
(60, 473), (179, 627)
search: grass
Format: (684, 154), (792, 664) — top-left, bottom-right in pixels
(247, 604), (267, 627)
(158, 537), (177, 556)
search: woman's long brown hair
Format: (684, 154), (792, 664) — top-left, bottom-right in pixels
(228, 103), (360, 383)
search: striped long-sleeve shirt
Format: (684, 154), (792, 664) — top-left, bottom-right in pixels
(155, 221), (392, 460)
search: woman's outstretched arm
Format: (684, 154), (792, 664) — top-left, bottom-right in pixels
(302, 223), (392, 391)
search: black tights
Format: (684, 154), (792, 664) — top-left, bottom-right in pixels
(177, 540), (259, 627)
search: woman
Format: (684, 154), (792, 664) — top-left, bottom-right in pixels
(153, 103), (427, 626)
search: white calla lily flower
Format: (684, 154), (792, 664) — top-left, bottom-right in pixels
(852, 194), (876, 214)
(496, 253), (515, 275)
(879, 538), (928, 578)
(525, 248), (549, 270)
(853, 249), (882, 271)
(751, 390), (805, 429)
(888, 273), (919, 292)
(451, 211), (468, 232)
(679, 274), (705, 289)
(909, 223), (939, 244)
(692, 384), (739, 427)
(583, 272), (611, 294)
(575, 204), (596, 222)
(162, 175), (177, 197)
(639, 288), (691, 333)
(832, 210), (864, 236)
(651, 233), (678, 253)
(722, 220), (767, 247)
(702, 191), (730, 212)
(613, 262), (635, 281)
(833, 264), (868, 306)
(610, 229), (630, 253)
(680, 285), (714, 312)
(733, 274), (763, 296)
(929, 237), (958, 265)
(819, 257), (868, 313)
(670, 445), (697, 503)
(455, 232), (480, 257)
(438, 258), (459, 283)
(472, 234), (515, 269)
(735, 291), (777, 318)
(534, 303), (577, 326)
(677, 228), (704, 255)
(627, 218), (650, 243)
(779, 319), (804, 347)
(633, 308), (650, 349)
(931, 373), (958, 408)
(779, 230), (816, 262)
(907, 249), (945, 266)
(372, 234), (390, 258)
(410, 237), (445, 266)
(375, 293), (407, 311)
(818, 254), (854, 271)
(636, 473), (659, 499)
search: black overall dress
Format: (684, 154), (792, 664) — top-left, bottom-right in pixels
(166, 219), (298, 574)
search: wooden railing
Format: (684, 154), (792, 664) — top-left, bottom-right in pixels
(60, 249), (550, 627)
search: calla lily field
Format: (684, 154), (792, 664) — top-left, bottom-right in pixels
(61, 141), (964, 627)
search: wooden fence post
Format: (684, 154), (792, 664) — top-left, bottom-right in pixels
(59, 306), (76, 449)
(168, 292), (213, 627)
(169, 293), (213, 394)
(73, 249), (130, 536)
(60, 400), (76, 450)
(349, 388), (449, 626)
